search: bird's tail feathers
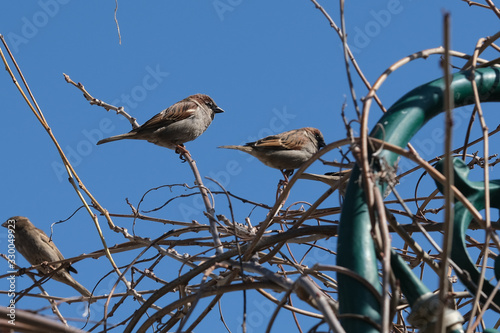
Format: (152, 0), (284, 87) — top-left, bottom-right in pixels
(218, 145), (252, 152)
(54, 271), (93, 299)
(96, 132), (136, 145)
(72, 280), (93, 298)
(67, 275), (93, 299)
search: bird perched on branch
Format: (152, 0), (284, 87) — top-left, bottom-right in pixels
(219, 127), (326, 181)
(2, 216), (92, 299)
(97, 94), (224, 153)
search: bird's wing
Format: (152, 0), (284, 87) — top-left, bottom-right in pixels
(136, 99), (198, 132)
(37, 228), (78, 274)
(251, 130), (304, 151)
(37, 228), (67, 262)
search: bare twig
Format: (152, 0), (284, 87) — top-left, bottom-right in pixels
(0, 35), (128, 302)
(437, 14), (454, 332)
(64, 73), (138, 128)
(114, 0), (122, 44)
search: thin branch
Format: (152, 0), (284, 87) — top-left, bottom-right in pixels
(114, 0), (122, 44)
(64, 73), (138, 128)
(437, 14), (454, 332)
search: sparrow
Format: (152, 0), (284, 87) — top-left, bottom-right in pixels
(219, 127), (326, 180)
(97, 94), (224, 151)
(2, 216), (92, 299)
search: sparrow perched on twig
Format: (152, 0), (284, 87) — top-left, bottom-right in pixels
(219, 127), (326, 181)
(97, 94), (224, 152)
(2, 216), (92, 298)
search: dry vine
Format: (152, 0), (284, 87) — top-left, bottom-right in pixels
(1, 1), (500, 332)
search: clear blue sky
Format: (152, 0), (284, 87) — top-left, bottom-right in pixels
(1, 1), (499, 331)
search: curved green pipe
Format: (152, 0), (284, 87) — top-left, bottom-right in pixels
(338, 67), (500, 332)
(390, 249), (431, 305)
(434, 158), (500, 309)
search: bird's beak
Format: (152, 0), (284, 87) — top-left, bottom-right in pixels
(214, 107), (225, 113)
(1, 221), (8, 228)
(319, 141), (326, 148)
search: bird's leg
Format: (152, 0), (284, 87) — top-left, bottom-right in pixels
(276, 170), (294, 199)
(282, 169), (294, 184)
(40, 261), (51, 271)
(175, 144), (191, 162)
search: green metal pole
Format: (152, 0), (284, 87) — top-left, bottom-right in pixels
(434, 158), (500, 309)
(391, 249), (465, 332)
(338, 67), (500, 332)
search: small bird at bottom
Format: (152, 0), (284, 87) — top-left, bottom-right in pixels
(219, 127), (326, 181)
(2, 216), (92, 299)
(97, 94), (224, 154)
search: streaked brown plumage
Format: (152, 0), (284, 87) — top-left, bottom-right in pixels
(2, 216), (91, 298)
(219, 127), (326, 179)
(97, 94), (224, 149)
